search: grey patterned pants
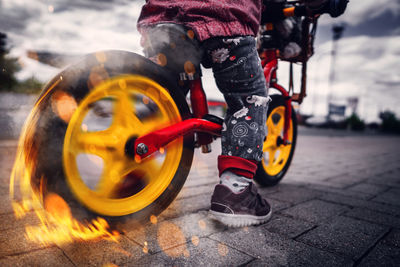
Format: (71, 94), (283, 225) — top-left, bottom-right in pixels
(143, 24), (270, 162)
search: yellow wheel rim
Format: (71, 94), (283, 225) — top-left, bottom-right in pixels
(262, 106), (293, 176)
(63, 75), (183, 216)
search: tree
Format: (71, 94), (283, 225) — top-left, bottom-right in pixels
(0, 32), (21, 91)
(346, 113), (365, 131)
(379, 110), (400, 134)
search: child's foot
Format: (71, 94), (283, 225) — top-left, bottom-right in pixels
(209, 183), (272, 227)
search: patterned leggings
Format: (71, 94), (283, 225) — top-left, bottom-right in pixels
(143, 24), (270, 163)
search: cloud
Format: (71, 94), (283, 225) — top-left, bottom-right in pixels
(0, 0), (46, 33)
(295, 35), (400, 121)
(319, 0), (400, 26)
(3, 0), (144, 81)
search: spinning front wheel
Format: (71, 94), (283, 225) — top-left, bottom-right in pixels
(64, 75), (187, 216)
(29, 51), (194, 222)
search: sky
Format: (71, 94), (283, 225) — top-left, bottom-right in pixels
(0, 0), (399, 122)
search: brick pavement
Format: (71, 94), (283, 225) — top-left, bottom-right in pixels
(0, 128), (399, 266)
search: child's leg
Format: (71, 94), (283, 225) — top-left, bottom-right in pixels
(203, 36), (272, 227)
(203, 36), (270, 182)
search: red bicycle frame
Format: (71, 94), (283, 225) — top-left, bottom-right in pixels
(261, 49), (293, 144)
(130, 46), (298, 160)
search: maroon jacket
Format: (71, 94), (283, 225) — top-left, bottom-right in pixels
(137, 0), (263, 41)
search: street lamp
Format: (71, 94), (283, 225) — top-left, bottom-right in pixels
(327, 23), (346, 121)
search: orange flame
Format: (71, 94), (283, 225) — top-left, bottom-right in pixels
(9, 78), (119, 246)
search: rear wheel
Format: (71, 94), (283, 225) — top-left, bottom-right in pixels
(254, 95), (297, 186)
(29, 51), (194, 222)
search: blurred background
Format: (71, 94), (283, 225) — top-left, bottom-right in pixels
(0, 0), (399, 137)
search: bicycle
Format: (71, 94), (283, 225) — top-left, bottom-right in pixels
(12, 0), (348, 224)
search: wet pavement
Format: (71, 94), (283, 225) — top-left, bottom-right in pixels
(0, 127), (400, 266)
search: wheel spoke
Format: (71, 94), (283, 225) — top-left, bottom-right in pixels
(142, 115), (171, 134)
(72, 130), (119, 158)
(263, 135), (276, 152)
(135, 158), (162, 182)
(94, 154), (163, 198)
(267, 149), (277, 167)
(95, 159), (132, 197)
(269, 114), (284, 136)
(112, 91), (144, 132)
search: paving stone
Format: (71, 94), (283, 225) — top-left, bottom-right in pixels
(263, 214), (315, 239)
(371, 188), (400, 206)
(367, 175), (400, 189)
(267, 184), (321, 204)
(297, 216), (388, 260)
(176, 183), (214, 200)
(324, 175), (367, 188)
(0, 194), (17, 214)
(61, 235), (143, 267)
(307, 183), (373, 200)
(318, 192), (400, 217)
(0, 227), (46, 257)
(0, 146), (17, 179)
(160, 192), (211, 219)
(346, 183), (389, 196)
(359, 244), (400, 267)
(210, 226), (351, 267)
(301, 180), (351, 189)
(284, 173), (328, 185)
(0, 247), (74, 267)
(184, 174), (217, 188)
(381, 229), (400, 248)
(280, 199), (349, 223)
(0, 211), (40, 231)
(246, 257), (352, 267)
(122, 237), (254, 267)
(125, 211), (226, 254)
(344, 207), (400, 228)
(264, 197), (291, 212)
(257, 183), (282, 195)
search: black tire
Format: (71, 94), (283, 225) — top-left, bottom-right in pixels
(26, 50), (194, 225)
(254, 94), (297, 186)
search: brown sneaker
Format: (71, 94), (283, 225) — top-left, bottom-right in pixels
(209, 183), (272, 227)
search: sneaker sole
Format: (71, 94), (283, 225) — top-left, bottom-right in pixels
(209, 209), (272, 227)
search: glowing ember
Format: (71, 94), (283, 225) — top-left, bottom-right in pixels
(81, 123), (88, 132)
(142, 96), (150, 105)
(198, 219), (206, 230)
(9, 80), (119, 246)
(191, 235), (199, 246)
(51, 91), (78, 123)
(218, 243), (229, 257)
(157, 222), (188, 258)
(143, 241), (149, 254)
(150, 215), (157, 224)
